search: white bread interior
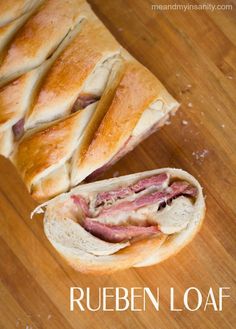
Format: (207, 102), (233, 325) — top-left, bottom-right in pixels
(34, 168), (205, 274)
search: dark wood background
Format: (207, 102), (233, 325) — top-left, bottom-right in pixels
(0, 0), (235, 328)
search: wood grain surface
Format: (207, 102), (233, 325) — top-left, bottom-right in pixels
(0, 0), (235, 328)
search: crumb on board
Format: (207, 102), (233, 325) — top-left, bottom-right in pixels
(192, 149), (209, 161)
(182, 120), (188, 125)
(221, 124), (225, 128)
(188, 102), (193, 108)
(47, 314), (52, 320)
(180, 84), (192, 94)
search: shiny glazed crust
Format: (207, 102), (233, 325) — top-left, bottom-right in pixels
(0, 0), (84, 85)
(0, 0), (40, 27)
(0, 1), (179, 201)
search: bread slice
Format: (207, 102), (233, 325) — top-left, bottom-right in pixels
(33, 168), (205, 274)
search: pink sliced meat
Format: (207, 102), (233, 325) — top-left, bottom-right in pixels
(71, 93), (100, 113)
(12, 118), (25, 140)
(71, 195), (90, 217)
(131, 173), (169, 193)
(83, 218), (159, 243)
(180, 184), (198, 197)
(95, 173), (169, 206)
(73, 176), (197, 243)
(95, 187), (131, 207)
(99, 181), (197, 217)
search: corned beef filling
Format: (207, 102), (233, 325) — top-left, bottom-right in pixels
(11, 94), (99, 140)
(72, 173), (197, 243)
(12, 118), (25, 140)
(71, 93), (100, 113)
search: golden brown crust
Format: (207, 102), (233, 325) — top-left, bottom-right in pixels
(70, 58), (125, 182)
(1, 0), (179, 202)
(0, 0), (84, 85)
(13, 110), (87, 190)
(0, 10), (34, 56)
(0, 19), (88, 157)
(0, 0), (41, 27)
(62, 235), (166, 274)
(71, 60), (169, 183)
(25, 15), (121, 129)
(0, 69), (37, 131)
(31, 165), (70, 202)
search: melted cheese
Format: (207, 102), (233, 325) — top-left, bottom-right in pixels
(132, 100), (165, 136)
(82, 55), (120, 96)
(153, 196), (194, 234)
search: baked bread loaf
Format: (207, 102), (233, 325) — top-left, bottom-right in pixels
(34, 168), (205, 274)
(0, 0), (179, 202)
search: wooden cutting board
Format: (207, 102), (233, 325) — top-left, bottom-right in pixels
(0, 0), (235, 328)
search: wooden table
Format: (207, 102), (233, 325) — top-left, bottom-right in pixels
(0, 0), (235, 328)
